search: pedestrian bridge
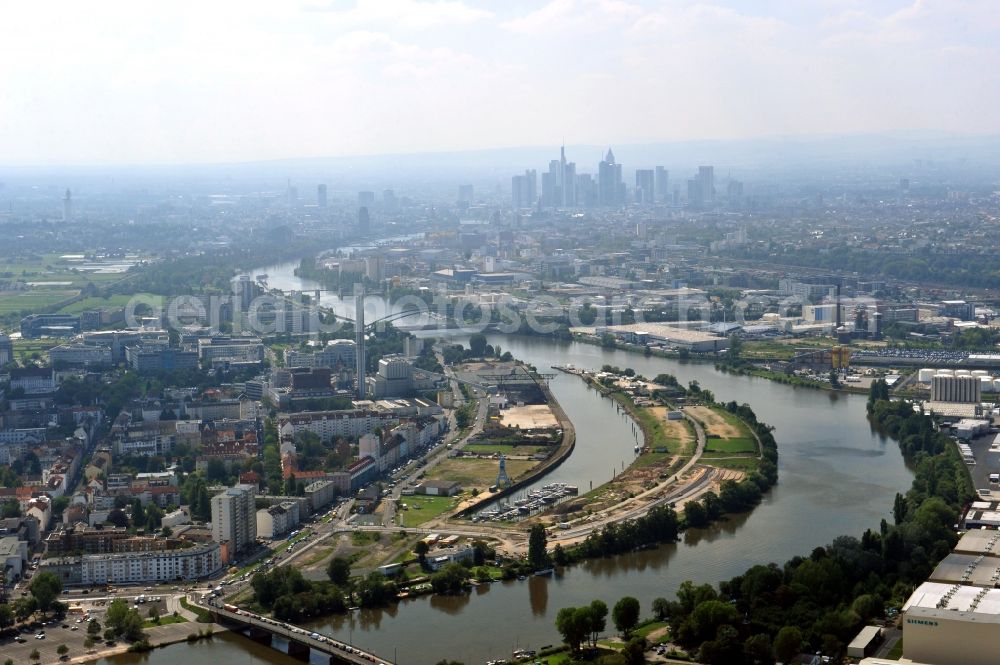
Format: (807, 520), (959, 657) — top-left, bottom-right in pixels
(212, 605), (393, 665)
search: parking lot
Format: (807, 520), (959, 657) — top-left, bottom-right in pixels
(966, 432), (1000, 494)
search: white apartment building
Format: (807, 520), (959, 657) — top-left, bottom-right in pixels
(45, 542), (223, 585)
(210, 484), (257, 557)
(255, 501), (300, 539)
(278, 409), (398, 443)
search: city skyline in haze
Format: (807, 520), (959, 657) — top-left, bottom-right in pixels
(2, 0), (998, 166)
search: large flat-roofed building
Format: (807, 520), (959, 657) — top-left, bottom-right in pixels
(901, 581), (1000, 665)
(954, 529), (1000, 556)
(593, 323), (729, 352)
(928, 552), (1000, 586)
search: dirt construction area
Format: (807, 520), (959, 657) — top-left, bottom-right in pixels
(499, 404), (559, 430)
(646, 407), (696, 448)
(686, 405), (744, 438)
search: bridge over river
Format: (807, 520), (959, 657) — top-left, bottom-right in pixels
(212, 604), (395, 665)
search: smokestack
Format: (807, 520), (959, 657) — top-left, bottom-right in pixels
(835, 283), (842, 328)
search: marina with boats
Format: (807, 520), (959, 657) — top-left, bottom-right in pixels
(473, 482), (579, 522)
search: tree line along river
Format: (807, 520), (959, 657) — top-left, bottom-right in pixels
(94, 266), (916, 665)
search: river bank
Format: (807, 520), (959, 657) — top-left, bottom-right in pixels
(455, 378), (577, 519)
(140, 267), (916, 665)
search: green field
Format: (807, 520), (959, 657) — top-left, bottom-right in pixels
(703, 436), (757, 453)
(462, 444), (548, 456)
(58, 293), (158, 314)
(0, 253), (138, 321)
(398, 495), (461, 526)
(702, 457), (760, 471)
(0, 289), (79, 315)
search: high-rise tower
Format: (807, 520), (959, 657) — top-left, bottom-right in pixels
(355, 286), (366, 399)
(62, 189), (72, 222)
(598, 148), (623, 206)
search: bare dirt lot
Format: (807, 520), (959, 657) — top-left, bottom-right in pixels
(498, 403), (559, 430)
(686, 405), (744, 438)
(646, 407), (696, 447)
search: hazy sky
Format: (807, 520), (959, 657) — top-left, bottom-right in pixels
(2, 0), (997, 165)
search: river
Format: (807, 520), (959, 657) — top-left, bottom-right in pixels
(99, 263), (914, 665)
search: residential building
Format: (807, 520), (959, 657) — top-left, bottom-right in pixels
(41, 541), (222, 585)
(210, 484), (257, 559)
(255, 501), (300, 539)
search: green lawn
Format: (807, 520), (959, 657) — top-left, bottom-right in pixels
(702, 457), (760, 471)
(703, 437), (757, 454)
(633, 620), (669, 639)
(887, 637), (903, 660)
(143, 613), (188, 628)
(631, 451), (673, 469)
(397, 495), (461, 526)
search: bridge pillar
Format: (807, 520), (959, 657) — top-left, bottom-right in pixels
(287, 639), (311, 660)
(247, 625), (273, 645)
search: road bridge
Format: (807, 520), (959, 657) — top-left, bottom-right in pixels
(211, 604), (394, 665)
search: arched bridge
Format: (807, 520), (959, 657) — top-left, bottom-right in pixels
(212, 604), (393, 665)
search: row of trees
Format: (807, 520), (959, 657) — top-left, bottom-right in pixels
(555, 597), (643, 664)
(641, 390), (973, 664)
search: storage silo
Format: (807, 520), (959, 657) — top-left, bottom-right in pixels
(936, 369), (955, 377)
(972, 370), (990, 377)
(956, 370), (973, 377)
(918, 368), (936, 383)
(981, 377), (995, 392)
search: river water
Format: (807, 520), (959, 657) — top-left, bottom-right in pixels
(100, 263), (914, 665)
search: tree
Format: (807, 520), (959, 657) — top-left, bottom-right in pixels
(743, 633), (774, 665)
(773, 626), (803, 664)
(622, 637), (647, 665)
(587, 599), (608, 647)
(613, 596), (641, 637)
(430, 562), (470, 595)
(414, 541), (430, 566)
(0, 604), (13, 628)
(14, 596), (37, 620)
(469, 334), (488, 358)
(29, 649), (40, 663)
(0, 499), (20, 518)
(87, 618), (102, 635)
(327, 556), (351, 586)
(552, 543), (568, 566)
(651, 597), (672, 621)
(555, 606), (589, 653)
(104, 598), (145, 640)
(829, 369), (840, 388)
(29, 571), (63, 612)
(57, 644), (69, 657)
(107, 508), (128, 528)
(148, 606), (160, 624)
(684, 500), (709, 528)
(726, 335), (743, 362)
(528, 524), (548, 570)
(84, 637), (95, 649)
